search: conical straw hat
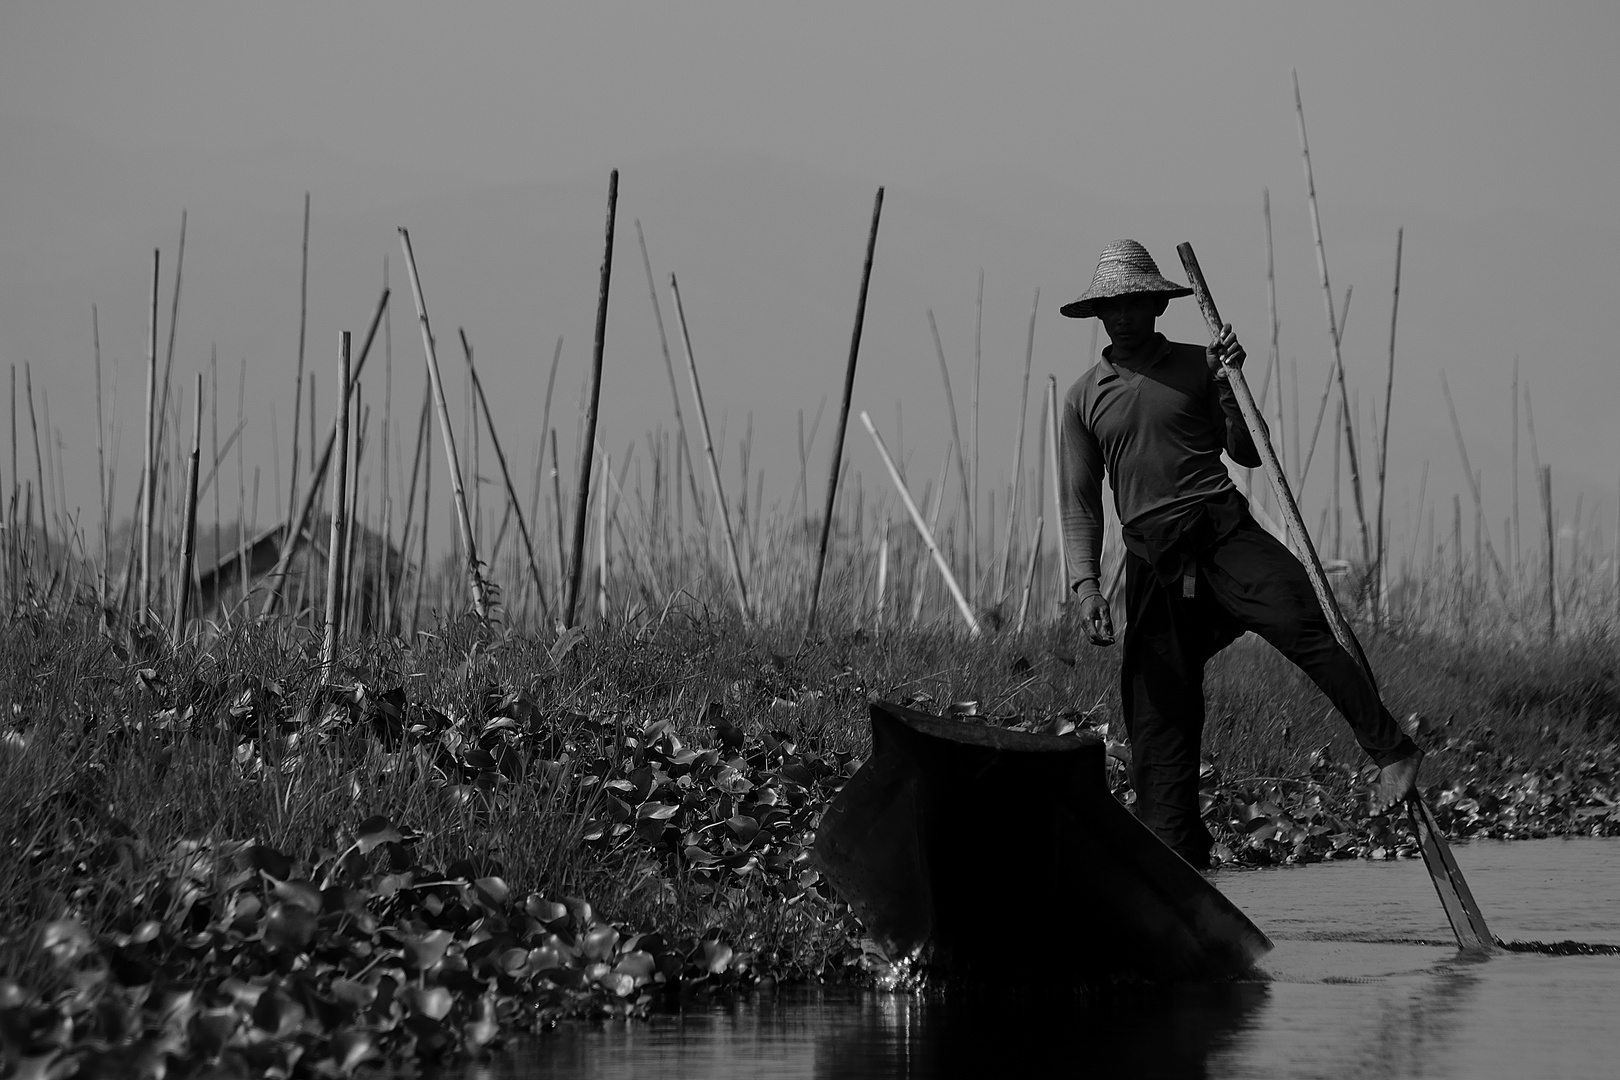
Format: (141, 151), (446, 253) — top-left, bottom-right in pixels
(1060, 239), (1193, 319)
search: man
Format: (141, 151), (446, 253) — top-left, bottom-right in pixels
(1057, 239), (1422, 868)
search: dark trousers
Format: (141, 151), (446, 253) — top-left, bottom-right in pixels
(1120, 516), (1415, 866)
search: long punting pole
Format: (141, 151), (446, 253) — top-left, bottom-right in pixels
(801, 187), (884, 642)
(141, 249), (160, 622)
(398, 227), (490, 619)
(259, 288), (390, 617)
(669, 274), (753, 628)
(460, 328), (551, 624)
(862, 411), (979, 636)
(1178, 241), (1494, 954)
(563, 170), (618, 628)
(322, 332), (351, 676)
(1294, 73), (1372, 569)
(174, 374), (202, 642)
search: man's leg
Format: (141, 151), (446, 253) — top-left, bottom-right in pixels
(1121, 552), (1219, 866)
(1201, 520), (1417, 768)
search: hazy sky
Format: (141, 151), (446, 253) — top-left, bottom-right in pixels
(3, 1), (1617, 564)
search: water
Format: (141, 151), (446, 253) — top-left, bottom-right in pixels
(454, 838), (1620, 1078)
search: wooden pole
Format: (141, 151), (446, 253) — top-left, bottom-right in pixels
(1047, 376), (1069, 605)
(23, 366), (50, 583)
(1294, 72), (1372, 567)
(322, 332), (351, 676)
(1179, 241), (1493, 954)
(1016, 515), (1044, 634)
(1439, 372), (1510, 594)
(636, 220), (705, 528)
(597, 453), (610, 622)
(802, 188), (884, 641)
(460, 328), (551, 622)
(259, 288), (390, 616)
(910, 447), (951, 627)
(1542, 464), (1556, 642)
(174, 374), (202, 642)
(971, 269), (984, 601)
(92, 305), (109, 610)
(288, 194), (310, 530)
(996, 288), (1039, 601)
(862, 411), (979, 635)
(141, 249), (160, 622)
(558, 170), (620, 627)
(1374, 228), (1403, 623)
(670, 274), (753, 628)
(928, 310), (975, 571)
(398, 229), (490, 618)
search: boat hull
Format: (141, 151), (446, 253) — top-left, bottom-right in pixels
(813, 702), (1272, 981)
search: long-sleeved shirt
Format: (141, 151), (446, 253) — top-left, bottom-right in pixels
(1059, 333), (1263, 594)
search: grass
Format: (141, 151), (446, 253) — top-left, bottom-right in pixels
(1, 575), (1617, 1072)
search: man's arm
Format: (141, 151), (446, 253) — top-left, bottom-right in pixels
(1058, 385), (1105, 597)
(1207, 325), (1263, 468)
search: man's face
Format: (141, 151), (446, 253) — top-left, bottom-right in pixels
(1093, 294), (1167, 354)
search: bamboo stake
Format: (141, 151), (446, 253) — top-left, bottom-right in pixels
(800, 188), (884, 641)
(461, 328), (551, 622)
(909, 453), (950, 627)
(89, 305), (108, 609)
(21, 365), (49, 583)
(1542, 464), (1556, 642)
(288, 194), (310, 529)
(259, 288), (390, 616)
(971, 270), (984, 600)
(862, 412), (979, 635)
(549, 429), (565, 598)
(322, 332), (351, 676)
(398, 229), (490, 619)
(597, 453), (610, 622)
(1512, 356), (1521, 579)
(996, 288), (1039, 600)
(874, 516), (889, 629)
(410, 420), (431, 638)
(141, 249), (160, 622)
(1179, 241), (1493, 953)
(670, 274), (753, 627)
(1016, 515), (1044, 634)
(558, 170), (620, 627)
(636, 221), (704, 529)
(1373, 228), (1403, 623)
(1439, 372), (1509, 592)
(928, 310), (974, 555)
(1047, 376), (1069, 605)
(1294, 72), (1372, 568)
(174, 374), (202, 642)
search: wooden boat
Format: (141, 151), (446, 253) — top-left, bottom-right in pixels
(813, 701), (1273, 982)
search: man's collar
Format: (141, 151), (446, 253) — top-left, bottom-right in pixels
(1098, 333), (1171, 383)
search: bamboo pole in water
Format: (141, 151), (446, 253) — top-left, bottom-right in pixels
(862, 411), (979, 636)
(322, 332), (351, 676)
(461, 328), (551, 623)
(398, 229), (489, 619)
(670, 274), (753, 628)
(1440, 372), (1509, 594)
(1180, 241), (1494, 954)
(174, 374), (202, 642)
(562, 170), (619, 628)
(1294, 73), (1372, 567)
(801, 187), (883, 643)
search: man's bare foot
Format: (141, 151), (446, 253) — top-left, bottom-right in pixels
(1370, 748), (1424, 815)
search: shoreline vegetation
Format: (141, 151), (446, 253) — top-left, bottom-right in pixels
(3, 601), (1617, 1075)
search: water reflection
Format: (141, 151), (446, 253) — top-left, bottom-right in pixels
(816, 981), (1270, 1079)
